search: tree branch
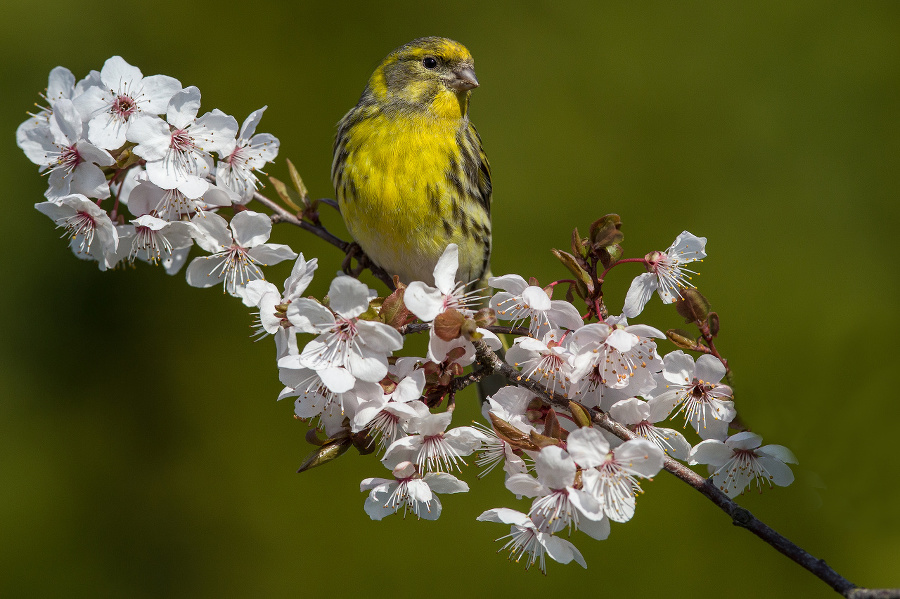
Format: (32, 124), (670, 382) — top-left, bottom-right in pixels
(247, 188), (395, 288)
(469, 337), (898, 598)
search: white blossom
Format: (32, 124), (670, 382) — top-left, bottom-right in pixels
(288, 276), (403, 387)
(609, 397), (691, 460)
(216, 106), (279, 203)
(568, 427), (664, 523)
(623, 231), (707, 318)
(382, 410), (486, 473)
(489, 274), (583, 337)
(74, 56), (182, 151)
(505, 445), (610, 541)
(185, 211), (296, 296)
(650, 351), (735, 440)
(361, 460), (468, 521)
(127, 87), (238, 197)
(477, 508), (587, 573)
(689, 432), (797, 498)
(35, 194), (118, 269)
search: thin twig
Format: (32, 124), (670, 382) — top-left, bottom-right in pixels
(248, 188), (394, 288)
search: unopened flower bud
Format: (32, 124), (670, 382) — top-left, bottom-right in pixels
(675, 288), (711, 323)
(666, 328), (697, 350)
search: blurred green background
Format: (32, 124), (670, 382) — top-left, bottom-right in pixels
(1, 1), (898, 597)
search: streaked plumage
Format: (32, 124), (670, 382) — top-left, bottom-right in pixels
(332, 37), (492, 286)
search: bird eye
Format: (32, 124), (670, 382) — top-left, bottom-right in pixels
(422, 56), (438, 69)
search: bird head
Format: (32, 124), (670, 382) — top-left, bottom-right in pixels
(367, 37), (479, 119)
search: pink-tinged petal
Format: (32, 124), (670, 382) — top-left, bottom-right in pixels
(381, 437), (420, 470)
(329, 276), (372, 319)
(392, 370), (425, 403)
(505, 473), (545, 498)
(317, 367), (356, 394)
(127, 115), (173, 161)
(139, 75), (182, 115)
(521, 286), (551, 311)
(646, 393), (680, 422)
(248, 243), (297, 266)
(609, 397), (650, 425)
(404, 281), (444, 322)
(577, 512), (610, 541)
(75, 141), (115, 167)
(162, 246), (191, 275)
(47, 66), (76, 103)
(247, 133), (280, 164)
(72, 86), (107, 121)
(238, 279), (277, 308)
(128, 181), (163, 218)
(725, 431), (763, 451)
(444, 427), (487, 456)
(185, 255), (226, 288)
(202, 184), (235, 207)
(423, 472), (469, 494)
(547, 300), (583, 330)
(476, 508), (531, 526)
(363, 486), (399, 520)
(541, 534), (587, 568)
(190, 212), (232, 253)
(695, 416), (730, 441)
(286, 298), (334, 333)
(568, 488), (605, 522)
(414, 494), (443, 521)
(411, 411), (452, 436)
(614, 438), (664, 478)
(757, 444), (797, 464)
(623, 272), (658, 318)
(70, 163), (110, 200)
(623, 324), (666, 340)
(426, 331), (473, 364)
(87, 112), (128, 150)
(357, 320), (404, 353)
(348, 349), (389, 383)
(50, 99), (82, 143)
(662, 350), (695, 385)
(230, 210), (271, 247)
(488, 274), (528, 294)
(166, 87), (201, 129)
(100, 56), (143, 89)
(239, 106), (266, 139)
(694, 354), (727, 384)
(714, 466), (752, 498)
(566, 427), (610, 469)
(405, 478), (434, 503)
(654, 427), (692, 460)
(192, 111), (239, 155)
(668, 231), (707, 262)
(688, 439), (733, 467)
(360, 477), (393, 492)
(489, 291), (516, 315)
(605, 328), (638, 352)
(756, 456), (795, 487)
(433, 243), (459, 293)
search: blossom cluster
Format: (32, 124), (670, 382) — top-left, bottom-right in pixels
(17, 57), (291, 293)
(18, 60), (799, 576)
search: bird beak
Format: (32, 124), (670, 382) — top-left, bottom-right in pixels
(448, 66), (479, 92)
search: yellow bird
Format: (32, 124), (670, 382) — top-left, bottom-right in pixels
(332, 37), (492, 287)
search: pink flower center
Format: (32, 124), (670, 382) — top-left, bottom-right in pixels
(170, 129), (194, 151)
(58, 145), (83, 172)
(111, 94), (138, 120)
